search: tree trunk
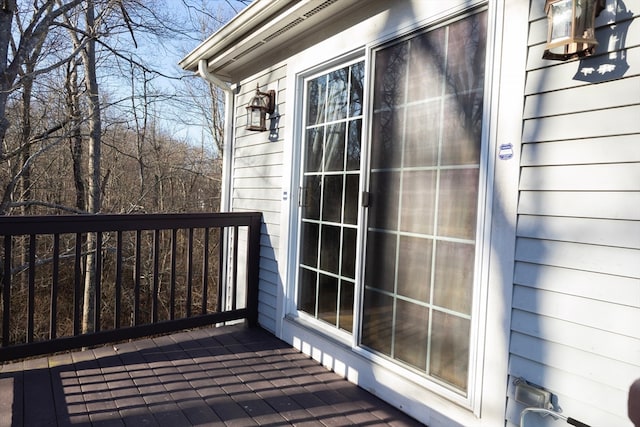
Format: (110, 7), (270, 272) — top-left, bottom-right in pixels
(82, 0), (102, 334)
(0, 0), (17, 157)
(66, 60), (86, 212)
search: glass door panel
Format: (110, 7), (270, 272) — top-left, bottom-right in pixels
(297, 61), (364, 333)
(361, 10), (487, 394)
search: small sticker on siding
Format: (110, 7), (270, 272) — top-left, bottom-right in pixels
(499, 143), (514, 160)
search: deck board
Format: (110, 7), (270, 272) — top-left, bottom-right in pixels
(0, 325), (424, 426)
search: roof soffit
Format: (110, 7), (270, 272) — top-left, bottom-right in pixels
(180, 0), (367, 82)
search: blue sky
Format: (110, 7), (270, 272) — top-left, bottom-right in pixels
(103, 0), (251, 150)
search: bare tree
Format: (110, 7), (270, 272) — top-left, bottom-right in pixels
(172, 0), (255, 157)
(78, 0), (103, 332)
(0, 0), (89, 214)
(0, 0), (241, 339)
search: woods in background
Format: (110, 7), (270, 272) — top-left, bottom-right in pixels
(0, 0), (249, 340)
(0, 0), (247, 216)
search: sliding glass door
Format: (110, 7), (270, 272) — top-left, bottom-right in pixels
(295, 9), (487, 396)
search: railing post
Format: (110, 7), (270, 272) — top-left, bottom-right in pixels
(246, 213), (262, 327)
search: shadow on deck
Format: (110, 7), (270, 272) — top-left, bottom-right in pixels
(0, 325), (424, 426)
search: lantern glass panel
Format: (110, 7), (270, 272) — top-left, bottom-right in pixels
(575, 0), (598, 41)
(249, 107), (265, 130)
(550, 0), (573, 42)
(251, 108), (261, 124)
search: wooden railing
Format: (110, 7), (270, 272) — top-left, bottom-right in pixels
(0, 212), (262, 362)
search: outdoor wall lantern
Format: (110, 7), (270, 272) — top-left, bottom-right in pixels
(543, 0), (605, 61)
(246, 83), (275, 132)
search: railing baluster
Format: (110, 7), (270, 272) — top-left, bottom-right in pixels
(202, 228), (209, 315)
(217, 228), (224, 313)
(27, 235), (36, 343)
(134, 230), (141, 326)
(231, 226), (239, 311)
(114, 231), (122, 329)
(73, 233), (82, 336)
(94, 232), (102, 333)
(186, 228), (193, 318)
(3, 236), (12, 346)
(50, 234), (60, 340)
(170, 229), (177, 320)
(152, 229), (160, 323)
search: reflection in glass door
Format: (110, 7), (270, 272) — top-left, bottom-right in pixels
(297, 61), (364, 333)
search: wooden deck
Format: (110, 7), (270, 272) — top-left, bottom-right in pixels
(0, 325), (424, 426)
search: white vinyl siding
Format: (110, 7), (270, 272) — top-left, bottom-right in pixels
(506, 1), (640, 426)
(232, 65), (287, 333)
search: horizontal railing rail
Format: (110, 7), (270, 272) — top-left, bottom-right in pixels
(0, 212), (262, 362)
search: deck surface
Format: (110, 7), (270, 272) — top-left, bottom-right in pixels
(0, 325), (423, 426)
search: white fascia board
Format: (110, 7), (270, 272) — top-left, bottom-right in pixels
(179, 0), (298, 74)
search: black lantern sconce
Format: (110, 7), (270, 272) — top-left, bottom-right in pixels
(246, 83), (275, 132)
(543, 0), (605, 61)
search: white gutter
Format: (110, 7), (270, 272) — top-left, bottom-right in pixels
(198, 59), (234, 213)
(180, 0), (297, 72)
